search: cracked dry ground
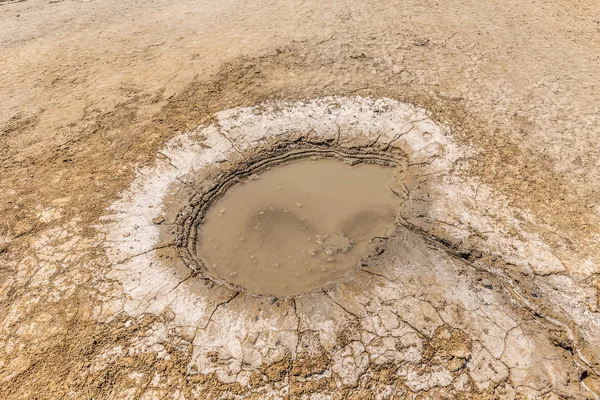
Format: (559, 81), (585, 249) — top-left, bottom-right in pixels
(1, 0), (600, 399)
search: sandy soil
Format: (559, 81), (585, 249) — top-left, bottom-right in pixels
(1, 0), (600, 398)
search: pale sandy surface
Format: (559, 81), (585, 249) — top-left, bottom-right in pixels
(1, 0), (600, 398)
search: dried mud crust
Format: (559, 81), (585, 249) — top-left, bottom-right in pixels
(1, 0), (600, 396)
(82, 97), (599, 399)
(1, 95), (599, 399)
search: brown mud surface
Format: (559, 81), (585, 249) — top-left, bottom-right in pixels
(1, 0), (600, 399)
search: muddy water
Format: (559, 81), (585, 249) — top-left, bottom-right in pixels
(195, 158), (401, 296)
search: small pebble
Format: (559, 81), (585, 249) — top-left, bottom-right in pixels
(481, 278), (493, 289)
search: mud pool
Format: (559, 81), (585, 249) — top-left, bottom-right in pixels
(195, 157), (402, 297)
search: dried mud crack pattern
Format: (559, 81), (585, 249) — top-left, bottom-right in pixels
(62, 96), (599, 398)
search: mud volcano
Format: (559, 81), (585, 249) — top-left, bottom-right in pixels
(97, 97), (600, 398)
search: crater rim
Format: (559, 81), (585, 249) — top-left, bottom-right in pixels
(177, 143), (407, 299)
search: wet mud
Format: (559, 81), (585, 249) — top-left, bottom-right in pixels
(195, 157), (401, 297)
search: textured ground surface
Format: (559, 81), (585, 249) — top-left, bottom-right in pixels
(1, 0), (600, 399)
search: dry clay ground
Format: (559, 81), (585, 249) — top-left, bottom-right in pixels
(1, 0), (600, 398)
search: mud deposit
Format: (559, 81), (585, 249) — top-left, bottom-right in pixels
(3, 6), (600, 392)
(196, 158), (401, 297)
(76, 97), (599, 399)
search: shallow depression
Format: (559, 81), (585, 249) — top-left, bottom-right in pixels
(195, 157), (402, 296)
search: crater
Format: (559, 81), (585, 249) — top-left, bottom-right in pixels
(188, 156), (402, 297)
(97, 97), (600, 398)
